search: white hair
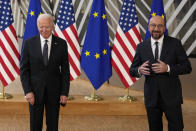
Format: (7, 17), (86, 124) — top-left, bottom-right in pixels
(37, 14), (54, 25)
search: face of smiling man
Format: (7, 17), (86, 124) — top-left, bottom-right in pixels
(37, 14), (54, 39)
(148, 16), (165, 40)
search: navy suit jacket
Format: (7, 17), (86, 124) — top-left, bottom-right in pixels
(130, 36), (192, 107)
(20, 34), (70, 104)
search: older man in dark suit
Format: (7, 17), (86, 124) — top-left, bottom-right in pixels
(20, 14), (70, 131)
(129, 16), (192, 131)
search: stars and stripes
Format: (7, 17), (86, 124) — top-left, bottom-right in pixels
(0, 0), (20, 86)
(54, 0), (81, 81)
(111, 0), (141, 88)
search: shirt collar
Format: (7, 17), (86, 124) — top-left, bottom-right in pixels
(40, 34), (52, 44)
(151, 35), (164, 45)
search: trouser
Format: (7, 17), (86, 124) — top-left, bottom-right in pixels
(29, 88), (60, 131)
(146, 93), (184, 131)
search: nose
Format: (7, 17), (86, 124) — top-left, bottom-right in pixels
(154, 25), (160, 30)
(42, 28), (46, 32)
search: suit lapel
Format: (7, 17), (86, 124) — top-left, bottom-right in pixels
(35, 35), (44, 63)
(160, 36), (168, 61)
(145, 39), (154, 60)
(48, 35), (58, 65)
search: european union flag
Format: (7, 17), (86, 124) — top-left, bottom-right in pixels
(145, 0), (168, 40)
(21, 0), (42, 53)
(81, 0), (112, 90)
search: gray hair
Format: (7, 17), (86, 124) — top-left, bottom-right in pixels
(37, 14), (54, 25)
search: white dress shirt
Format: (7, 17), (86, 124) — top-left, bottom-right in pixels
(151, 35), (164, 59)
(40, 35), (52, 59)
(151, 35), (170, 72)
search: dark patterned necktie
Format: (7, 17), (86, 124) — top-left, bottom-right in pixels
(154, 41), (159, 60)
(43, 40), (48, 66)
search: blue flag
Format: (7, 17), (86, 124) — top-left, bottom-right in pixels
(21, 0), (42, 53)
(145, 0), (168, 40)
(81, 0), (112, 90)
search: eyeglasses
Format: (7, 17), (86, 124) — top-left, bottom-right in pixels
(149, 24), (164, 29)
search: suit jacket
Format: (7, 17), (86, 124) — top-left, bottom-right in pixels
(20, 34), (70, 104)
(129, 35), (192, 107)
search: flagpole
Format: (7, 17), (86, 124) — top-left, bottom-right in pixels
(0, 83), (13, 99)
(92, 88), (95, 98)
(84, 87), (103, 101)
(119, 87), (136, 102)
(68, 94), (74, 100)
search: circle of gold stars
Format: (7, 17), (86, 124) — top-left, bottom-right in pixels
(151, 12), (165, 19)
(29, 10), (42, 17)
(84, 49), (108, 59)
(93, 11), (107, 20)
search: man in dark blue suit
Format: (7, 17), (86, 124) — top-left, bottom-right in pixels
(20, 14), (70, 131)
(130, 16), (192, 131)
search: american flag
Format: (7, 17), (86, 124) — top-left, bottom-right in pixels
(54, 0), (81, 81)
(111, 0), (141, 88)
(0, 0), (20, 87)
